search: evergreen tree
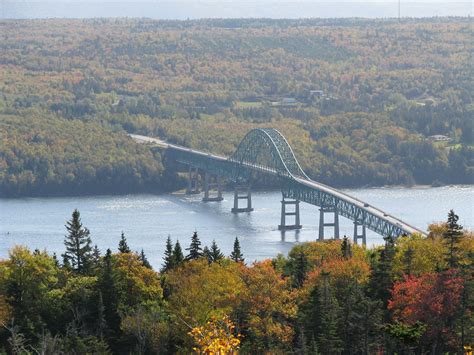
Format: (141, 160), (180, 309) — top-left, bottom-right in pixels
(118, 231), (131, 253)
(98, 249), (120, 341)
(443, 209), (463, 268)
(92, 245), (101, 268)
(341, 235), (352, 259)
(63, 209), (93, 274)
(230, 237), (244, 263)
(209, 240), (224, 263)
(292, 251), (309, 288)
(317, 272), (343, 354)
(161, 235), (174, 273)
(186, 231), (203, 260)
(140, 249), (152, 269)
(203, 246), (211, 264)
(368, 235), (396, 310)
(172, 240), (184, 266)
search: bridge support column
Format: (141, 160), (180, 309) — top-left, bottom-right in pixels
(353, 221), (367, 246)
(278, 197), (302, 230)
(318, 206), (340, 240)
(186, 166), (200, 195)
(202, 174), (223, 202)
(231, 185), (253, 213)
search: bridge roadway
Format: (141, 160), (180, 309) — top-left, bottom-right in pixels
(130, 133), (426, 240)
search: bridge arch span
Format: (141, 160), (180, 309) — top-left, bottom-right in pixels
(230, 128), (309, 180)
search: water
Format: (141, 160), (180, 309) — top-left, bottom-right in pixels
(0, 186), (472, 268)
(1, 1), (471, 20)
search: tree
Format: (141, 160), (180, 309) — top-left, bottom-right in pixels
(317, 272), (343, 354)
(186, 231), (203, 260)
(292, 251), (309, 288)
(172, 240), (184, 266)
(161, 236), (174, 273)
(140, 249), (152, 269)
(230, 237), (244, 263)
(368, 235), (396, 310)
(209, 240), (224, 263)
(98, 249), (121, 341)
(203, 246), (211, 263)
(63, 209), (93, 274)
(443, 210), (463, 268)
(341, 235), (352, 259)
(388, 270), (464, 352)
(188, 315), (241, 354)
(118, 232), (131, 253)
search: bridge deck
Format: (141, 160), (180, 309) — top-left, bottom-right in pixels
(130, 133), (426, 237)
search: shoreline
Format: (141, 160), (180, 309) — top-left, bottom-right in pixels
(1, 184), (472, 201)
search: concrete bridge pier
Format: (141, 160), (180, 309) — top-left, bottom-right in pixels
(186, 166), (200, 195)
(278, 197), (302, 230)
(318, 206), (340, 240)
(231, 184), (253, 213)
(202, 173), (223, 202)
(353, 221), (367, 246)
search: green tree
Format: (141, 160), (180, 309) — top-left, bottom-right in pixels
(208, 240), (224, 263)
(98, 249), (121, 342)
(443, 210), (463, 268)
(317, 272), (343, 354)
(186, 232), (203, 260)
(161, 235), (174, 273)
(172, 240), (184, 266)
(118, 232), (131, 253)
(63, 209), (93, 274)
(230, 237), (244, 263)
(140, 249), (152, 269)
(292, 251), (309, 288)
(341, 235), (352, 259)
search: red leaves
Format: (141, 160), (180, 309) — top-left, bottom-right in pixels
(388, 269), (464, 344)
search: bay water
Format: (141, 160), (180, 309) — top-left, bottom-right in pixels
(0, 186), (472, 268)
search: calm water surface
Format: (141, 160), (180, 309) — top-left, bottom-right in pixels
(0, 186), (472, 268)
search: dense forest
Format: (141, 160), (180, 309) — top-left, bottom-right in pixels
(0, 18), (473, 196)
(0, 209), (472, 353)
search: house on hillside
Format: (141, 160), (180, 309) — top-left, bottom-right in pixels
(428, 135), (451, 142)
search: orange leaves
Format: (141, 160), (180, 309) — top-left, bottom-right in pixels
(189, 315), (241, 354)
(388, 270), (464, 344)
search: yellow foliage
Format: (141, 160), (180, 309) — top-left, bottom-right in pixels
(189, 315), (241, 354)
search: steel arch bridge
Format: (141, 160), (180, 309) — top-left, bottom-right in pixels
(131, 128), (426, 243)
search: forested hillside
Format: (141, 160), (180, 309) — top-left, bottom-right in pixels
(1, 18), (472, 196)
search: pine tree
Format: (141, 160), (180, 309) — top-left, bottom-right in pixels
(443, 209), (463, 268)
(92, 245), (101, 264)
(161, 235), (174, 272)
(140, 249), (152, 269)
(172, 240), (184, 266)
(118, 231), (131, 253)
(317, 272), (343, 353)
(98, 249), (120, 340)
(368, 235), (396, 310)
(230, 237), (244, 263)
(341, 235), (352, 259)
(203, 246), (211, 263)
(63, 209), (93, 274)
(293, 251), (309, 288)
(186, 231), (203, 260)
(209, 240), (224, 263)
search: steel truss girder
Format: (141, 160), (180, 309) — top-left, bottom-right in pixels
(281, 179), (405, 238)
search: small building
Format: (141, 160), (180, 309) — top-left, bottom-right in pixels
(428, 135), (451, 142)
(310, 90), (324, 97)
